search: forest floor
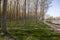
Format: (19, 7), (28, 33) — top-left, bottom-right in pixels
(0, 21), (60, 40)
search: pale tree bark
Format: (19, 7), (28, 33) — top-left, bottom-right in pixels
(35, 0), (38, 23)
(23, 0), (26, 27)
(40, 0), (45, 23)
(27, 0), (30, 24)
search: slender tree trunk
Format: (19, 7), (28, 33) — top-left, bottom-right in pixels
(35, 0), (38, 24)
(27, 0), (30, 25)
(1, 0), (8, 34)
(40, 0), (45, 23)
(23, 0), (26, 28)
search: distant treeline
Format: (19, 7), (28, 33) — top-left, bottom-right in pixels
(0, 0), (40, 21)
(0, 0), (52, 22)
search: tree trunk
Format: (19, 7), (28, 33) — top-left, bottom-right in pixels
(35, 0), (38, 24)
(40, 0), (45, 23)
(1, 0), (8, 34)
(23, 0), (26, 28)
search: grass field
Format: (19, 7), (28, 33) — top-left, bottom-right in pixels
(0, 21), (60, 40)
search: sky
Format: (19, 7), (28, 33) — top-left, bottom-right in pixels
(47, 0), (60, 17)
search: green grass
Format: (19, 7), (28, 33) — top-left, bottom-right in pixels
(0, 21), (60, 40)
(6, 21), (49, 29)
(3, 28), (59, 40)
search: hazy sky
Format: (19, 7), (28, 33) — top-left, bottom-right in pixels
(47, 0), (60, 17)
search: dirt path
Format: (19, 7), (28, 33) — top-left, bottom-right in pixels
(44, 21), (60, 33)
